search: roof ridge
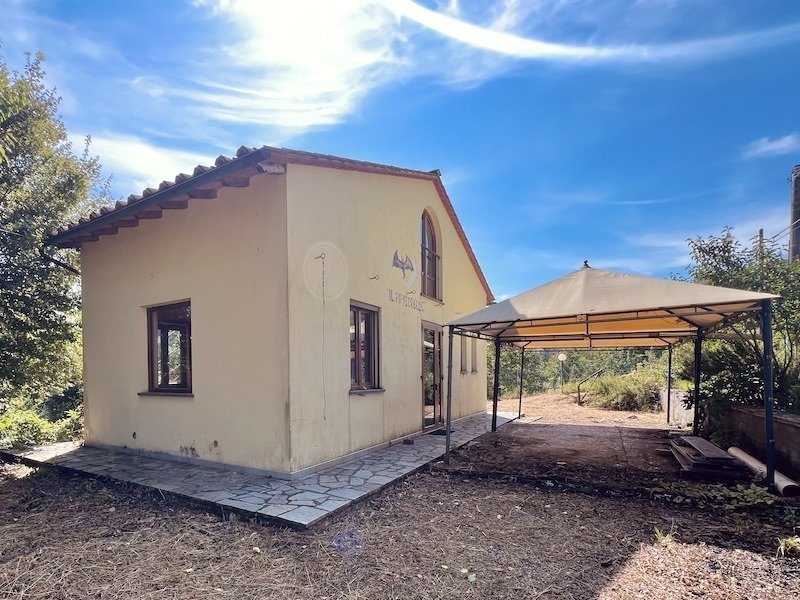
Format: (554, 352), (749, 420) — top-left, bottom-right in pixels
(46, 144), (493, 303)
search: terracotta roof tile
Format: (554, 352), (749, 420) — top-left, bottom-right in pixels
(46, 145), (493, 302)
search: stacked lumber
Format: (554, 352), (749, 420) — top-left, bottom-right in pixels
(670, 436), (750, 481)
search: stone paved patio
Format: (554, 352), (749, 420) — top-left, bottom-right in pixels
(1, 412), (512, 528)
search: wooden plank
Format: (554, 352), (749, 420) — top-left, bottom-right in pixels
(679, 436), (733, 461)
(670, 446), (695, 471)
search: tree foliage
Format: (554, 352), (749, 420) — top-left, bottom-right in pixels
(1, 51), (102, 407)
(488, 344), (664, 400)
(679, 228), (800, 415)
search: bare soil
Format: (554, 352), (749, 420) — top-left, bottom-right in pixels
(491, 392), (674, 429)
(1, 462), (799, 599)
(472, 393), (686, 493)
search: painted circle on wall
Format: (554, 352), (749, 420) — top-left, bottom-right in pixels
(303, 242), (349, 301)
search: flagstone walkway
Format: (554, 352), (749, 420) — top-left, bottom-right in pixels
(1, 412), (513, 528)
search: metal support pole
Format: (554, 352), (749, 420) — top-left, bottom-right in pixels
(761, 300), (776, 490)
(491, 337), (501, 432)
(445, 326), (454, 464)
(517, 347), (525, 419)
(666, 345), (673, 424)
(693, 332), (703, 436)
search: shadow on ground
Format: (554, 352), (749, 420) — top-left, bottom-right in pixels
(445, 421), (682, 496)
(1, 461), (799, 599)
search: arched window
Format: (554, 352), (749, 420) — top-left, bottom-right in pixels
(421, 212), (440, 299)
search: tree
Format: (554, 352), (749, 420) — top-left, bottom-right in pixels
(1, 51), (102, 406)
(680, 228), (800, 415)
(487, 343), (663, 400)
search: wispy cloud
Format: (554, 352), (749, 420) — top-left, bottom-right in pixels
(71, 133), (212, 195)
(185, 0), (402, 134)
(742, 133), (800, 159)
(8, 0), (800, 193)
(385, 0), (800, 64)
(608, 185), (734, 206)
(622, 203), (791, 273)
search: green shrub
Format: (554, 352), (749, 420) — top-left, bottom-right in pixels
(587, 362), (663, 411)
(41, 383), (83, 421)
(0, 407), (56, 449)
(52, 406), (83, 441)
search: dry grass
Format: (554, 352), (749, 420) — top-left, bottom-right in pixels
(2, 462), (799, 599)
(492, 392), (672, 429)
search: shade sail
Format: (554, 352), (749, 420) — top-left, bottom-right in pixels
(449, 266), (777, 348)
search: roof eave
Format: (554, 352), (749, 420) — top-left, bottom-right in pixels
(46, 147), (272, 248)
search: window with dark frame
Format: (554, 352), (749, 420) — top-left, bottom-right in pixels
(350, 302), (379, 390)
(471, 338), (478, 373)
(148, 301), (192, 393)
(420, 211), (441, 300)
(460, 334), (468, 373)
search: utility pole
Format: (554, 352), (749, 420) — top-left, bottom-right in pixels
(758, 228), (765, 292)
(790, 165), (800, 262)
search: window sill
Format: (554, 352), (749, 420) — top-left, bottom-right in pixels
(138, 391), (194, 398)
(420, 293), (443, 305)
(349, 387), (385, 395)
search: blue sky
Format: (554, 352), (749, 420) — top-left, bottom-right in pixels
(4, 0), (800, 299)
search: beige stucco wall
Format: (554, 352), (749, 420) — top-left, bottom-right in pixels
(80, 173), (292, 472)
(285, 164), (488, 471)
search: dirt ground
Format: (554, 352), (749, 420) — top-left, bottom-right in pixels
(491, 392), (675, 430)
(1, 462), (799, 599)
(473, 393), (686, 493)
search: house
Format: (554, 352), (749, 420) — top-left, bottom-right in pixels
(48, 146), (493, 478)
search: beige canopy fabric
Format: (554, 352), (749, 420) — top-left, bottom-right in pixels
(449, 265), (777, 348)
(444, 264), (780, 490)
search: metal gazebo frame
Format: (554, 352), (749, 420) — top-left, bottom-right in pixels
(443, 267), (779, 490)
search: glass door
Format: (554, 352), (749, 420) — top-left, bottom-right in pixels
(422, 323), (443, 429)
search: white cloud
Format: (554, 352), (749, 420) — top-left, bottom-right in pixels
(384, 0), (800, 64)
(71, 133), (213, 195)
(622, 203), (791, 273)
(119, 1), (800, 142)
(186, 0), (403, 132)
(10, 0), (800, 193)
(742, 133), (800, 159)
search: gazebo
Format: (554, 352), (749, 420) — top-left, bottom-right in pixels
(443, 264), (779, 488)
